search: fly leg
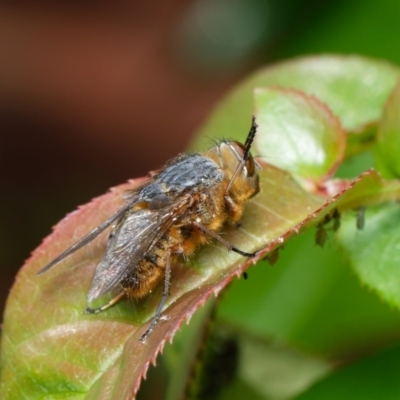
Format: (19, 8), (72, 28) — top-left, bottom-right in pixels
(193, 221), (259, 258)
(85, 291), (125, 314)
(140, 249), (172, 342)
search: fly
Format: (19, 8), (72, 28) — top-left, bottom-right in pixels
(38, 117), (261, 341)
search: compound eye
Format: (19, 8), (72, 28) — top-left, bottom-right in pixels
(229, 141), (255, 176)
(245, 155), (255, 176)
(231, 141), (246, 154)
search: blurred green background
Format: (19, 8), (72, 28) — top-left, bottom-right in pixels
(1, 0), (400, 321)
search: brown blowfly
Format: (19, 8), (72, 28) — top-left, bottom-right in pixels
(38, 117), (261, 341)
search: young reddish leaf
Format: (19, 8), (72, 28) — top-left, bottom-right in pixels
(254, 87), (345, 183)
(0, 164), (317, 399)
(2, 159), (399, 398)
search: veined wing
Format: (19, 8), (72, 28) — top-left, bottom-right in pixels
(86, 196), (191, 302)
(37, 182), (149, 276)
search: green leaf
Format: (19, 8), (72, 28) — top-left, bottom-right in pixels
(254, 87), (345, 181)
(338, 203), (400, 311)
(192, 55), (400, 153)
(218, 227), (400, 360)
(375, 80), (400, 178)
(294, 344), (400, 400)
(237, 335), (331, 399)
(252, 56), (399, 131)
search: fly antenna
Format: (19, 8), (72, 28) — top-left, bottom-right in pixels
(225, 116), (258, 194)
(243, 116), (257, 161)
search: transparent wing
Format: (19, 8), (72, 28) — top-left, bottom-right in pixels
(37, 184), (148, 276)
(86, 198), (190, 302)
